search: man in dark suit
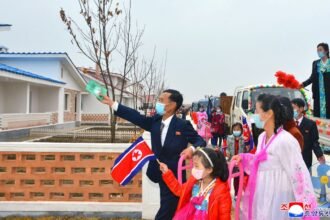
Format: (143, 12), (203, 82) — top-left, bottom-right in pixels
(291, 98), (325, 171)
(102, 89), (206, 220)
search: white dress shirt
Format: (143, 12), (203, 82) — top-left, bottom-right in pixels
(161, 115), (174, 146)
(112, 101), (195, 151)
(112, 101), (119, 111)
(296, 116), (303, 127)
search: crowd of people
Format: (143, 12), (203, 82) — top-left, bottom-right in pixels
(99, 42), (330, 220)
(190, 95), (325, 219)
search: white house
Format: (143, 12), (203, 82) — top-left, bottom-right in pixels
(0, 52), (147, 130)
(0, 52), (86, 130)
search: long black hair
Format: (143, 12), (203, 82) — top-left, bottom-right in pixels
(278, 96), (294, 122)
(193, 148), (229, 182)
(317, 42), (330, 58)
(257, 94), (287, 134)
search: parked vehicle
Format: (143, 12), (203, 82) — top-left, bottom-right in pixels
(221, 84), (330, 149)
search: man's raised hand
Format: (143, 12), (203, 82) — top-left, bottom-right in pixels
(101, 95), (114, 107)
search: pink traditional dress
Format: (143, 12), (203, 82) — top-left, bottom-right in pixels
(173, 179), (216, 220)
(240, 128), (319, 220)
(197, 111), (211, 141)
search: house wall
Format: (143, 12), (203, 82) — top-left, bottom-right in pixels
(81, 94), (109, 113)
(2, 82), (27, 113)
(62, 64), (82, 91)
(27, 86), (59, 113)
(36, 87), (59, 113)
(0, 58), (62, 81)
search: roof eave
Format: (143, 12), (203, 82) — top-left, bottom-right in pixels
(0, 70), (65, 87)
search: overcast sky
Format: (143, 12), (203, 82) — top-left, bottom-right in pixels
(1, 0), (330, 103)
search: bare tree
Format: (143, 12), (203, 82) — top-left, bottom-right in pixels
(60, 0), (122, 142)
(60, 0), (164, 141)
(143, 51), (167, 115)
(117, 0), (144, 106)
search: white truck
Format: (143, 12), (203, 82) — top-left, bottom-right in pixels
(222, 84), (330, 152)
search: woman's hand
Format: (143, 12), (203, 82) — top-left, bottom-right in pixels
(158, 160), (169, 174)
(231, 155), (242, 165)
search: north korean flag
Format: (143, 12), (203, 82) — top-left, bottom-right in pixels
(111, 136), (156, 186)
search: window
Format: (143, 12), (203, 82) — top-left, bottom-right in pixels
(250, 87), (306, 110)
(64, 94), (69, 111)
(236, 92), (242, 108)
(242, 91), (249, 110)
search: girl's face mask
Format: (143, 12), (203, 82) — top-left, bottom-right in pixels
(192, 156), (212, 180)
(233, 130), (242, 137)
(192, 168), (205, 180)
(252, 114), (265, 129)
(253, 102), (271, 129)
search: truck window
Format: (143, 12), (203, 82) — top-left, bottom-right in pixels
(251, 88), (306, 109)
(236, 92), (242, 108)
(242, 91), (249, 110)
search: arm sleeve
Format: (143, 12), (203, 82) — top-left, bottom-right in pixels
(311, 121), (324, 158)
(239, 132), (264, 174)
(277, 136), (319, 219)
(111, 101), (119, 111)
(162, 169), (184, 197)
(240, 153), (255, 175)
(114, 104), (153, 132)
(217, 186), (232, 220)
(183, 120), (207, 147)
(302, 62), (315, 87)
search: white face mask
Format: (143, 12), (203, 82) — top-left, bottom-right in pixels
(191, 168), (204, 180)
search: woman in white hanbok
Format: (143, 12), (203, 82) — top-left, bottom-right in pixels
(232, 94), (319, 220)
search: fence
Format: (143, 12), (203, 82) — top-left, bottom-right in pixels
(81, 114), (110, 124)
(0, 142), (144, 214)
(0, 113), (51, 130)
(29, 126), (143, 142)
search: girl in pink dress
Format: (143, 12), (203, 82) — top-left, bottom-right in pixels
(197, 106), (211, 142)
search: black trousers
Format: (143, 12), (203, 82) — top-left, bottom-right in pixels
(155, 179), (179, 220)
